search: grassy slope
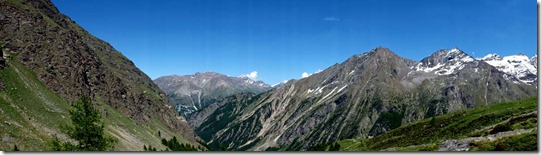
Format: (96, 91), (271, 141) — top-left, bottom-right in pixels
(337, 97), (538, 151)
(0, 58), (183, 151)
(0, 57), (71, 151)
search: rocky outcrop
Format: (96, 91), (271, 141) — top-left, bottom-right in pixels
(437, 129), (535, 151)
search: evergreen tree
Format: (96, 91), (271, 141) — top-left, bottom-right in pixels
(219, 144), (227, 151)
(50, 96), (117, 151)
(161, 136), (198, 151)
(13, 144), (19, 151)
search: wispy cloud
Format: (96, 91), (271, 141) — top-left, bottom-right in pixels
(240, 71), (258, 80)
(322, 16), (340, 21)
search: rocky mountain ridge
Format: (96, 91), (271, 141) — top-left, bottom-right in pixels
(195, 47), (537, 151)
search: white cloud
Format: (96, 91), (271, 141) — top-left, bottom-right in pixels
(301, 72), (310, 78)
(240, 71), (258, 80)
(301, 69), (323, 79)
(322, 16), (340, 21)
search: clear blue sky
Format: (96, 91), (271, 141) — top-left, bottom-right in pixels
(51, 0), (536, 85)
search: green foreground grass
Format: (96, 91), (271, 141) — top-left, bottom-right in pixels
(336, 97), (538, 151)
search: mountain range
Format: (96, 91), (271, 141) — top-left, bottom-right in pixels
(154, 72), (271, 117)
(193, 47), (536, 151)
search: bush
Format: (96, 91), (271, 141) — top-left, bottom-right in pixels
(490, 123), (512, 134)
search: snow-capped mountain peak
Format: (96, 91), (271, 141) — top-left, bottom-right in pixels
(479, 53), (537, 85)
(480, 53), (502, 61)
(413, 48), (475, 75)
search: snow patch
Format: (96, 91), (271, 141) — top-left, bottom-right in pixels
(337, 84), (348, 92)
(348, 70), (355, 75)
(321, 87), (338, 101)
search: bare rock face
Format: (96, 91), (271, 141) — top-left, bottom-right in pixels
(0, 0), (198, 146)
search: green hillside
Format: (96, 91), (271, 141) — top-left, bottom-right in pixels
(0, 56), (187, 151)
(329, 97), (537, 151)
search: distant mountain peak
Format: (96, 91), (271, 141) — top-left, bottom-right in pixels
(480, 53), (502, 61)
(154, 72), (271, 116)
(413, 48), (475, 75)
(431, 48), (474, 62)
(194, 71), (223, 77)
(480, 53), (537, 85)
(368, 46), (396, 56)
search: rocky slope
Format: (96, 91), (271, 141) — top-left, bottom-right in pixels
(186, 92), (257, 129)
(196, 47), (537, 151)
(0, 0), (198, 150)
(154, 72), (271, 116)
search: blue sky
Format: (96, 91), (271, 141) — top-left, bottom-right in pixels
(51, 0), (536, 85)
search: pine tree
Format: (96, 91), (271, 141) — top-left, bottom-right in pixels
(13, 144), (19, 151)
(160, 136), (198, 151)
(50, 96), (117, 151)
